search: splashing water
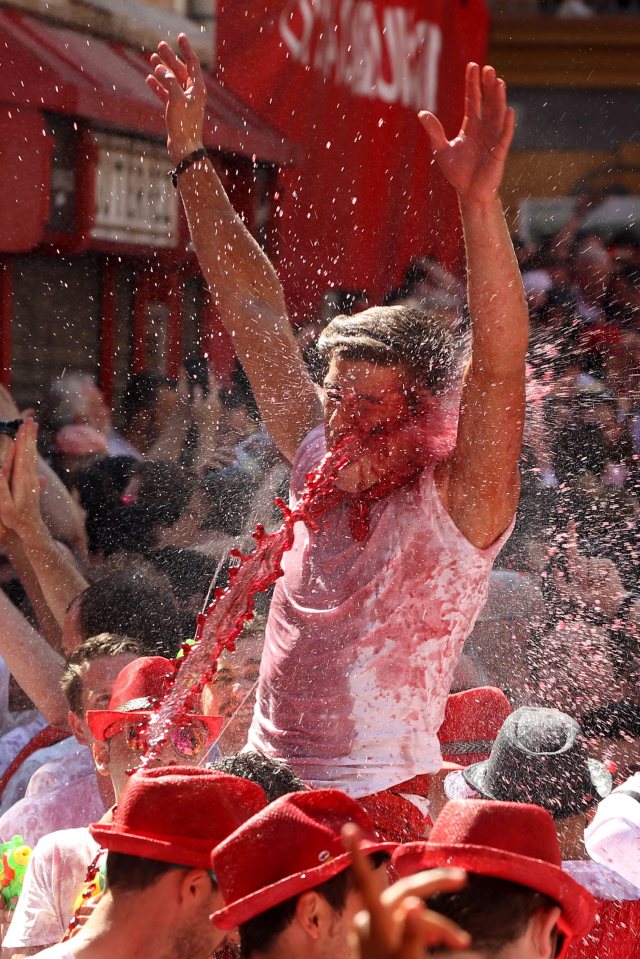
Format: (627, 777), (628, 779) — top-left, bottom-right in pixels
(144, 439), (353, 756)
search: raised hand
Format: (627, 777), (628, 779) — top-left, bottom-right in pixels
(343, 826), (474, 959)
(0, 420), (44, 540)
(147, 34), (207, 164)
(419, 62), (514, 207)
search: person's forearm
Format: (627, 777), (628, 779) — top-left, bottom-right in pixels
(1, 535), (62, 648)
(0, 592), (68, 727)
(176, 158), (321, 457)
(18, 521), (88, 640)
(461, 195), (529, 377)
(37, 459), (87, 557)
(178, 157), (290, 347)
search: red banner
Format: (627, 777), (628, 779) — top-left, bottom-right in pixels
(216, 1), (489, 320)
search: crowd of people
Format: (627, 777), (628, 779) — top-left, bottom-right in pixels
(0, 34), (636, 959)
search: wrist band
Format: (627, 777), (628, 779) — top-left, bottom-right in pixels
(170, 148), (208, 188)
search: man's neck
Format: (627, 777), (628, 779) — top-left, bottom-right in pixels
(67, 894), (175, 959)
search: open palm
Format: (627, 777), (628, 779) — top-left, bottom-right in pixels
(419, 63), (514, 206)
(147, 35), (206, 164)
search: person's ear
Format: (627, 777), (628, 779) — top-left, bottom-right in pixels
(92, 740), (110, 778)
(178, 869), (214, 906)
(294, 890), (325, 940)
(68, 710), (89, 746)
(530, 905), (563, 959)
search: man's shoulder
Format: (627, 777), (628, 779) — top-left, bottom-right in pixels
(33, 827), (96, 861)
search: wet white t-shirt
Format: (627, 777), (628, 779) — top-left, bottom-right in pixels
(248, 426), (510, 796)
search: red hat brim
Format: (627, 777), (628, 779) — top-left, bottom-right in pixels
(86, 709), (223, 744)
(211, 838), (397, 930)
(393, 842), (596, 939)
(89, 821), (217, 871)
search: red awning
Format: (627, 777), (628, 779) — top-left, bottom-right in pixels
(0, 10), (294, 165)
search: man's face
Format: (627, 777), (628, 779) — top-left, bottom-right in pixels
(323, 356), (414, 449)
(167, 881), (228, 959)
(97, 716), (212, 798)
(205, 634), (263, 753)
(71, 653), (140, 745)
(317, 866), (389, 959)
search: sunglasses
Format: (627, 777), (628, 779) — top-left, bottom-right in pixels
(121, 719), (211, 758)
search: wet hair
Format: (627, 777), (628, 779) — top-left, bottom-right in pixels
(134, 461), (196, 528)
(239, 853), (389, 957)
(150, 548), (217, 605)
(317, 305), (455, 394)
(73, 573), (182, 657)
(427, 874), (560, 956)
(60, 633), (143, 714)
(74, 456), (138, 515)
(208, 753), (305, 803)
(106, 852), (179, 892)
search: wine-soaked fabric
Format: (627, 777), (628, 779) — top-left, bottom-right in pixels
(248, 427), (511, 796)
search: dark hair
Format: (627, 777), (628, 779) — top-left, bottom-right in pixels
(121, 374), (171, 427)
(74, 573), (182, 657)
(208, 753), (306, 803)
(427, 874), (559, 955)
(135, 461), (196, 528)
(239, 868), (354, 957)
(60, 633), (143, 714)
(318, 306), (455, 394)
(106, 851), (176, 892)
(74, 456), (138, 515)
(239, 853), (389, 957)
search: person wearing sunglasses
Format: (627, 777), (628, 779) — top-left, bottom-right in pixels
(27, 766), (266, 959)
(3, 658), (223, 956)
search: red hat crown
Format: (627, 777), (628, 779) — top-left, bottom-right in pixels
(90, 766), (266, 869)
(439, 687), (512, 752)
(393, 801), (596, 941)
(107, 657), (177, 711)
(428, 799), (561, 865)
(211, 789), (396, 929)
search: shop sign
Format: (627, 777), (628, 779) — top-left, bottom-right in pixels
(92, 132), (178, 247)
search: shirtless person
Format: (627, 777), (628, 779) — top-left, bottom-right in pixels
(148, 39), (528, 817)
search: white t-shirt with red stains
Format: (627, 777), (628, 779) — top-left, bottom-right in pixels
(247, 426), (510, 797)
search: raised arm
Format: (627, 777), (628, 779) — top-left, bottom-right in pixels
(422, 63), (528, 549)
(0, 590), (68, 727)
(0, 422), (88, 643)
(147, 35), (321, 463)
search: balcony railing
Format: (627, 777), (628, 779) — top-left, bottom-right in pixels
(490, 1), (640, 13)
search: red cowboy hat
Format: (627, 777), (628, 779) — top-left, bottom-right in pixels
(211, 789), (397, 930)
(393, 800), (595, 940)
(439, 687), (512, 769)
(90, 766), (266, 869)
(86, 657), (222, 743)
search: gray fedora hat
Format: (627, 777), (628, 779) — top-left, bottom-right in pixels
(463, 707), (612, 819)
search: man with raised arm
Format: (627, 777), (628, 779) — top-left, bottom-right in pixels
(148, 38), (528, 827)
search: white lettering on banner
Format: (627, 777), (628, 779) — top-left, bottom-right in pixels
(91, 133), (179, 247)
(280, 0), (442, 112)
